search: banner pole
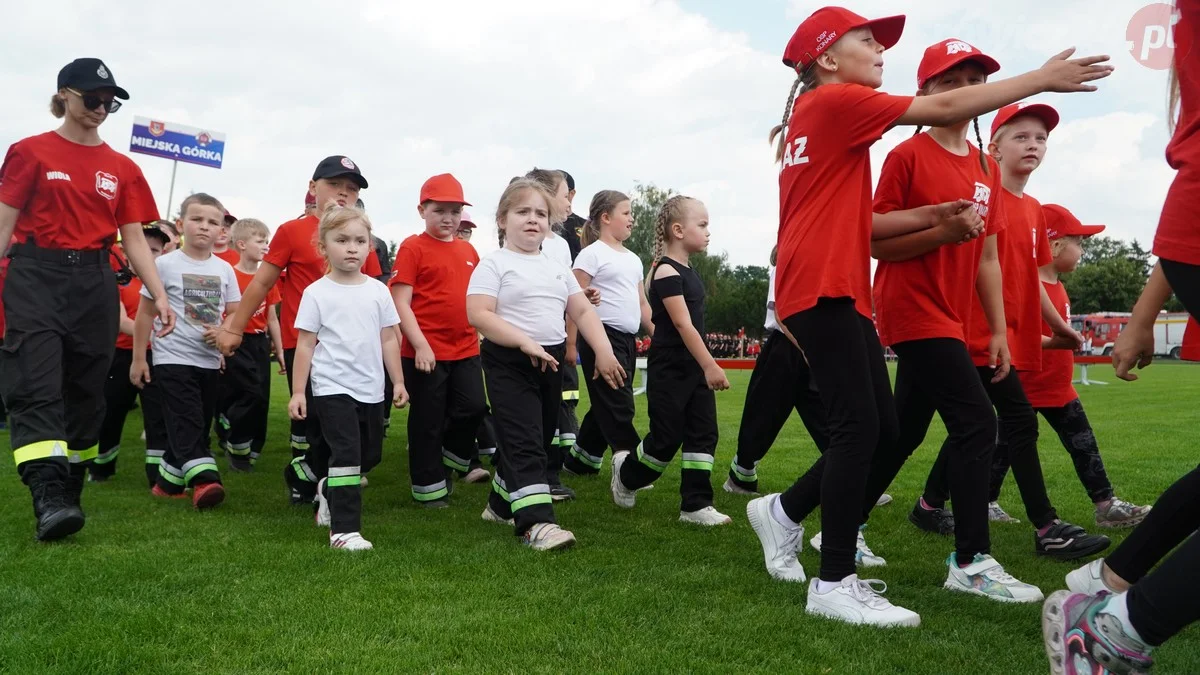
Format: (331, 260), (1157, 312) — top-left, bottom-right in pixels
(165, 160), (179, 220)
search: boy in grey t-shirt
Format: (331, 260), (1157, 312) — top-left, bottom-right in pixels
(132, 193), (240, 511)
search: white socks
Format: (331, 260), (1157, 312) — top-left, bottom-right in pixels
(1104, 592), (1148, 646)
(814, 578), (843, 594)
(771, 496), (800, 529)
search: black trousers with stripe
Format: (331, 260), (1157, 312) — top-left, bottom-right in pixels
(221, 333), (271, 464)
(567, 325), (640, 474)
(730, 329), (828, 491)
(153, 364), (220, 493)
(618, 346), (718, 512)
(283, 348), (312, 458)
(0, 251), (118, 482)
(483, 340), (563, 535)
(312, 394), (383, 534)
(403, 355), (487, 503)
(95, 347), (168, 486)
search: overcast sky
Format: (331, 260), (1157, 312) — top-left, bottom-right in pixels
(0, 0), (1178, 266)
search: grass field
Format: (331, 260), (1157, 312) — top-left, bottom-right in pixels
(1, 362), (1198, 673)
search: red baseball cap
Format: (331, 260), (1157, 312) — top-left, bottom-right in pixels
(223, 209), (237, 226)
(419, 173), (471, 206)
(304, 191), (316, 207)
(990, 101), (1060, 139)
(1043, 204), (1105, 240)
(459, 210), (477, 229)
(917, 39), (1001, 89)
(783, 7), (905, 70)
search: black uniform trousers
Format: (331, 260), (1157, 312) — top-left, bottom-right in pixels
(220, 333), (271, 464)
(402, 355), (487, 503)
(312, 394), (384, 534)
(153, 364), (221, 493)
(567, 325), (640, 474)
(94, 347), (168, 486)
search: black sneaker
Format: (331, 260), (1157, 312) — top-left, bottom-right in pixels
(226, 451), (253, 473)
(66, 465), (87, 517)
(550, 484), (576, 502)
(908, 499), (955, 536)
(284, 464), (315, 506)
(1035, 521), (1111, 561)
(29, 476), (85, 541)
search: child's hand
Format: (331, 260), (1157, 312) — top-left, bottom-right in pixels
(202, 325), (221, 347)
(584, 287), (602, 306)
(1043, 334), (1080, 351)
(217, 329), (242, 357)
(130, 360), (151, 388)
(1038, 48), (1114, 93)
(932, 200), (982, 244)
(704, 364), (730, 391)
(414, 345), (436, 374)
(520, 340), (559, 372)
(593, 350), (627, 389)
(288, 393), (307, 420)
(153, 296), (177, 337)
(393, 382), (410, 409)
(1113, 323), (1155, 381)
(987, 334), (1012, 383)
(277, 354), (288, 375)
(1052, 325), (1084, 351)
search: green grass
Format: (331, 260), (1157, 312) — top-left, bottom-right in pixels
(2, 362), (1199, 673)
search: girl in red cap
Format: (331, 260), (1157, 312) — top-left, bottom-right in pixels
(0, 58), (174, 541)
(1046, 3), (1200, 670)
(746, 5), (1112, 627)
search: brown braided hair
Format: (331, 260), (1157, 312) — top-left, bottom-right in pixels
(581, 190), (630, 247)
(913, 75), (989, 174)
(645, 195), (695, 286)
(769, 65), (820, 163)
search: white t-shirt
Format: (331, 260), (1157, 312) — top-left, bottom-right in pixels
(572, 241), (643, 334)
(142, 250), (240, 369)
(293, 276), (400, 404)
(468, 248), (582, 346)
(542, 232), (572, 272)
(765, 265), (780, 333)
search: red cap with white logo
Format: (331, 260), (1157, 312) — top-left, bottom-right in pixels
(990, 102), (1060, 139)
(1043, 204), (1105, 240)
(916, 38), (1000, 89)
(782, 6), (905, 71)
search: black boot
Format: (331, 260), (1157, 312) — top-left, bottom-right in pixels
(29, 472), (85, 541)
(66, 462), (88, 517)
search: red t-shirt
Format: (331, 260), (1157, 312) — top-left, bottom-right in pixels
(872, 134), (1007, 346)
(234, 267), (281, 335)
(215, 249), (240, 266)
(0, 132), (158, 250)
(1022, 280), (1078, 408)
(967, 190), (1053, 371)
(115, 278), (145, 351)
(263, 215), (382, 349)
(1154, 0), (1200, 264)
(775, 84), (914, 321)
(1182, 316), (1200, 361)
(388, 232), (480, 360)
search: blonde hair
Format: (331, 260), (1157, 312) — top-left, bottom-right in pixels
(495, 178), (556, 248)
(581, 190), (630, 247)
(646, 195), (696, 285)
(769, 244), (778, 267)
(769, 66), (820, 162)
(316, 205), (372, 255)
(179, 193), (225, 220)
(524, 168), (567, 227)
(50, 93), (66, 118)
(231, 218), (270, 245)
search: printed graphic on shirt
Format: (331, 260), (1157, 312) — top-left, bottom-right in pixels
(95, 171), (118, 200)
(971, 182), (991, 219)
(182, 273), (223, 326)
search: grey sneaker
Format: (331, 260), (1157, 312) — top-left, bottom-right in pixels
(988, 501), (1021, 524)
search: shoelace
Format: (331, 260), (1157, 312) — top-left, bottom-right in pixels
(1104, 500), (1136, 517)
(980, 560), (1018, 584)
(848, 579), (892, 609)
(32, 479), (70, 509)
(780, 527), (802, 561)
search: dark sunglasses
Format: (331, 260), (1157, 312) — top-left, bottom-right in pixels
(65, 88), (122, 114)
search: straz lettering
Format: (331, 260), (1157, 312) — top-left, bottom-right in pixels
(45, 171), (71, 182)
(782, 136), (810, 168)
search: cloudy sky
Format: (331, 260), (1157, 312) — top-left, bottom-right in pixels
(0, 0), (1179, 266)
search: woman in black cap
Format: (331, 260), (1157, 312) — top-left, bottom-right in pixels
(0, 58), (173, 541)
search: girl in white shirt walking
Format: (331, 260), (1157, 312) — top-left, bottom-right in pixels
(467, 178), (624, 551)
(288, 206), (409, 551)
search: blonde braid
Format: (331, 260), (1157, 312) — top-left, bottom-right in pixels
(646, 195), (691, 286)
(769, 66), (818, 163)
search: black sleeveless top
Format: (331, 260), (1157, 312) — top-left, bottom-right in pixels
(648, 256), (705, 349)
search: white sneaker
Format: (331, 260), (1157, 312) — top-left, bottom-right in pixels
(988, 501), (1021, 523)
(314, 477), (330, 528)
(1065, 558), (1118, 595)
(723, 477), (759, 496)
(875, 493), (893, 507)
(746, 495), (806, 582)
(330, 532), (373, 551)
(360, 475), (369, 488)
(523, 523), (576, 551)
(680, 506), (732, 526)
(944, 553), (1043, 603)
(805, 575), (920, 627)
(481, 504), (514, 526)
(810, 529), (886, 568)
(610, 451), (637, 509)
(463, 468), (491, 484)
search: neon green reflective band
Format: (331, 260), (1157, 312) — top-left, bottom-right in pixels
(93, 448), (120, 465)
(637, 445), (668, 473)
(681, 460), (714, 471)
(441, 456), (470, 473)
(411, 488), (448, 502)
(491, 480), (511, 502)
(327, 475), (361, 488)
(562, 390), (580, 401)
(13, 440), (67, 465)
(569, 446), (603, 469)
(183, 462), (219, 483)
(511, 493), (553, 511)
(158, 465), (185, 486)
(145, 456), (162, 465)
(68, 445), (99, 464)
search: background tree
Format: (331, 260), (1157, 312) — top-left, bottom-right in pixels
(1063, 236), (1152, 314)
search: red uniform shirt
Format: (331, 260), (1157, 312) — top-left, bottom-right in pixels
(1182, 316), (1200, 361)
(775, 83), (913, 321)
(388, 232), (480, 360)
(234, 267), (281, 335)
(0, 132), (158, 250)
(1154, 0), (1200, 264)
(1021, 280), (1078, 408)
(263, 214), (382, 349)
(967, 190), (1052, 371)
(215, 249), (240, 266)
(115, 277), (145, 351)
(873, 134), (1007, 346)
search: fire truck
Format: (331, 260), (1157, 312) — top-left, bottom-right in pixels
(1071, 312), (1191, 359)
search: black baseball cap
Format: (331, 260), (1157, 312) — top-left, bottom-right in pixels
(313, 155), (368, 189)
(141, 222), (172, 245)
(559, 170), (575, 191)
(57, 58), (129, 99)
